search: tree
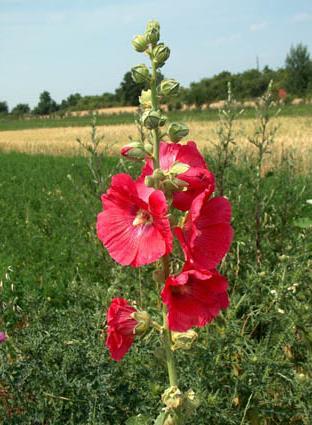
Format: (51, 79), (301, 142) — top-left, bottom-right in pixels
(33, 91), (58, 115)
(0, 101), (9, 114)
(115, 70), (163, 106)
(11, 103), (30, 115)
(285, 43), (312, 96)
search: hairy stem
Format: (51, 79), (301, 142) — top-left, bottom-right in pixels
(149, 56), (178, 388)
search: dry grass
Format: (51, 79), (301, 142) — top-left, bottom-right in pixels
(0, 116), (311, 172)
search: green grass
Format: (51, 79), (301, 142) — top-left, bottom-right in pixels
(1, 103), (312, 132)
(0, 151), (311, 424)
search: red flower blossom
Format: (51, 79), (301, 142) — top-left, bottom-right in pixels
(175, 190), (233, 271)
(139, 141), (215, 211)
(97, 173), (172, 267)
(161, 269), (229, 331)
(106, 298), (137, 361)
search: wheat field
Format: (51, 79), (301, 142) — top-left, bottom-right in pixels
(0, 116), (311, 172)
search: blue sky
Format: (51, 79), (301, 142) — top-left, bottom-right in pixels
(1, 0), (312, 108)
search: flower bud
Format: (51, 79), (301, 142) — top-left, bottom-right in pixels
(139, 89), (152, 109)
(160, 79), (180, 97)
(153, 43), (170, 67)
(142, 109), (162, 129)
(132, 34), (148, 52)
(131, 64), (150, 84)
(145, 27), (160, 45)
(168, 122), (189, 142)
(146, 20), (160, 33)
(120, 141), (145, 161)
(132, 310), (151, 335)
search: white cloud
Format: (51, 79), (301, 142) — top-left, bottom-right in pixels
(249, 21), (268, 32)
(292, 12), (312, 23)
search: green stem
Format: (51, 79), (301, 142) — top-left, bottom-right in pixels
(162, 256), (178, 387)
(150, 59), (160, 169)
(149, 56), (178, 388)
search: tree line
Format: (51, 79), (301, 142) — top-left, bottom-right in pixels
(1, 43), (312, 116)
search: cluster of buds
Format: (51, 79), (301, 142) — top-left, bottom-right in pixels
(120, 20), (190, 163)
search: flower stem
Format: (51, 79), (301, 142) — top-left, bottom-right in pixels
(162, 255), (178, 387)
(150, 59), (160, 170)
(149, 56), (178, 388)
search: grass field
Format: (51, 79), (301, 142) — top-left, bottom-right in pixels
(1, 103), (312, 132)
(0, 149), (311, 424)
(0, 115), (311, 173)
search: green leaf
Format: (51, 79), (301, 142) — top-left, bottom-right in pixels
(294, 217), (312, 229)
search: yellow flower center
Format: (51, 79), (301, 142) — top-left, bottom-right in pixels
(132, 209), (153, 226)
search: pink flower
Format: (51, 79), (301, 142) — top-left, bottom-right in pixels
(175, 190), (233, 271)
(106, 298), (137, 361)
(139, 141), (215, 211)
(0, 332), (6, 343)
(161, 269), (229, 332)
(97, 173), (172, 267)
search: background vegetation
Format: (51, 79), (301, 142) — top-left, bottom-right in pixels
(0, 138), (311, 423)
(1, 43), (312, 118)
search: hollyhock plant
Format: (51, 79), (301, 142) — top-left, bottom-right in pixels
(139, 141), (215, 211)
(161, 269), (229, 332)
(97, 173), (172, 267)
(98, 20), (234, 423)
(175, 189), (233, 271)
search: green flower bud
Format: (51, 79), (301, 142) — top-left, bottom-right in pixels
(139, 89), (153, 109)
(131, 64), (150, 84)
(145, 27), (160, 45)
(146, 20), (160, 33)
(132, 310), (151, 335)
(160, 79), (180, 97)
(132, 34), (148, 52)
(153, 43), (170, 67)
(168, 122), (189, 142)
(142, 109), (162, 129)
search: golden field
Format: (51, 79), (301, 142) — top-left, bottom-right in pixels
(0, 116), (311, 172)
